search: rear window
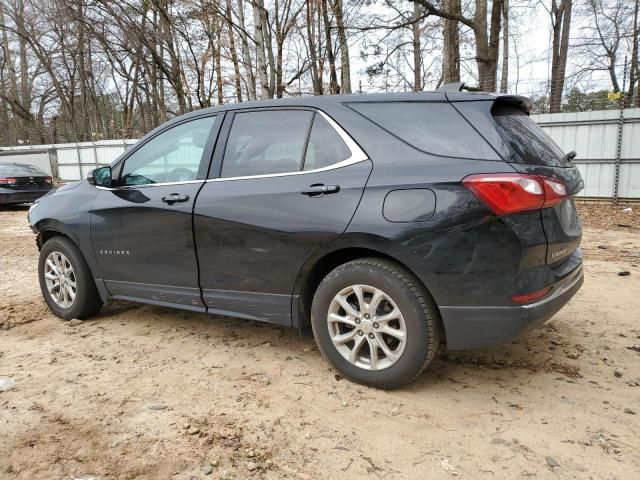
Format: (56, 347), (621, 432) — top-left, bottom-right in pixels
(492, 104), (569, 167)
(0, 164), (47, 176)
(347, 102), (498, 160)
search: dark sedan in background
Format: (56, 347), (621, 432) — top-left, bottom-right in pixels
(0, 163), (53, 206)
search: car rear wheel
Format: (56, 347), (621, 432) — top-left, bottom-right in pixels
(38, 236), (102, 320)
(311, 258), (440, 388)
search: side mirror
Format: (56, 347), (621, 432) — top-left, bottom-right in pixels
(88, 166), (113, 188)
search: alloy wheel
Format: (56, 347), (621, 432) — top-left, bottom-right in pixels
(327, 284), (407, 370)
(44, 251), (77, 309)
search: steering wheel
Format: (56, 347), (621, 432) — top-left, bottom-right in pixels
(167, 167), (194, 183)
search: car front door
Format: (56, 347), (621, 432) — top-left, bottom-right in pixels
(91, 114), (220, 310)
(193, 108), (372, 325)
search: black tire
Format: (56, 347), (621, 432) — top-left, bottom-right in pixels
(38, 236), (103, 320)
(311, 258), (440, 389)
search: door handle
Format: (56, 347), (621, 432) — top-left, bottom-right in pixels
(162, 193), (190, 205)
(301, 184), (340, 197)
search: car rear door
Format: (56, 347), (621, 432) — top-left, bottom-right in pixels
(193, 107), (372, 325)
(90, 114), (221, 310)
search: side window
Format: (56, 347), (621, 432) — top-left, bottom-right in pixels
(120, 116), (216, 186)
(220, 110), (313, 178)
(303, 115), (352, 171)
(347, 102), (498, 160)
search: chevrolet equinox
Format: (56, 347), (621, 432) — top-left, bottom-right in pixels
(29, 89), (584, 388)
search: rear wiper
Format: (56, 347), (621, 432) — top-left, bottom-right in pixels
(563, 150), (577, 162)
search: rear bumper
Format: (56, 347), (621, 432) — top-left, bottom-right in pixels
(440, 262), (584, 350)
(0, 189), (50, 205)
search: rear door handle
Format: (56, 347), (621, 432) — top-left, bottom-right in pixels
(301, 184), (340, 196)
(162, 193), (190, 205)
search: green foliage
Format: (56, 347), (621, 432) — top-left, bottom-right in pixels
(561, 88), (621, 112)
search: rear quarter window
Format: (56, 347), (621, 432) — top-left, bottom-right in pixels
(346, 101), (498, 160)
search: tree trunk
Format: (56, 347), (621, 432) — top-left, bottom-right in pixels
(226, 0), (244, 102)
(412, 2), (422, 91)
(411, 0), (501, 90)
(500, 0), (509, 93)
(17, 0), (30, 114)
(253, 0), (270, 100)
(0, 7), (18, 145)
(237, 0), (257, 100)
(261, 3), (276, 98)
(479, 0), (502, 92)
(442, 0), (460, 84)
(549, 0), (572, 113)
(215, 19), (224, 105)
(626, 0), (639, 107)
(321, 0), (339, 94)
(332, 0), (351, 93)
(470, 0), (501, 92)
(306, 1), (323, 95)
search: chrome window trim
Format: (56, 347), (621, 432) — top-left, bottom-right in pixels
(207, 110), (368, 183)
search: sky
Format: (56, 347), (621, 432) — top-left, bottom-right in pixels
(348, 1), (628, 98)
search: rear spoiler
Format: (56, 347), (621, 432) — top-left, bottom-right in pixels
(493, 95), (533, 115)
(440, 82), (533, 115)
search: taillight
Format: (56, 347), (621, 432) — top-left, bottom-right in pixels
(540, 177), (567, 208)
(463, 173), (568, 216)
(0, 177), (17, 185)
(44, 176), (53, 184)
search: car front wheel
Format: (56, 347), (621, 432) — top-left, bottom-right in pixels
(38, 236), (103, 320)
(311, 258), (440, 388)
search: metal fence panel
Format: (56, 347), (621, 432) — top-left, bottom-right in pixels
(532, 108), (640, 199)
(1, 110), (639, 198)
(0, 140), (137, 181)
(619, 163), (640, 198)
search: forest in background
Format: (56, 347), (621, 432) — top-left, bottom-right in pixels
(0, 0), (639, 146)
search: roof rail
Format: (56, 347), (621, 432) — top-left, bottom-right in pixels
(436, 82), (481, 92)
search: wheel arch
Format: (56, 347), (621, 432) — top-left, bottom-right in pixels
(35, 222), (109, 304)
(33, 218), (81, 250)
(292, 239), (446, 345)
(36, 228), (69, 250)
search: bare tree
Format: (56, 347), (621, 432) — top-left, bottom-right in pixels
(442, 0), (461, 84)
(630, 0), (639, 106)
(500, 0), (508, 92)
(409, 0), (504, 91)
(333, 0), (351, 93)
(548, 0), (573, 113)
(1, 0), (636, 147)
(574, 0), (632, 93)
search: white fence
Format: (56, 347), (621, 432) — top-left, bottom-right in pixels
(0, 139), (137, 181)
(532, 108), (640, 199)
(0, 108), (639, 199)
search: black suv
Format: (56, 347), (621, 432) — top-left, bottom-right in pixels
(29, 91), (583, 388)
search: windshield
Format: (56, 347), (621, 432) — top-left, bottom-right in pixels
(492, 104), (571, 167)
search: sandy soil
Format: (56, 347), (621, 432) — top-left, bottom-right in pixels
(1, 203), (639, 480)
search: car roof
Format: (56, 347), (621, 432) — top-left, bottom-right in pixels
(140, 90), (529, 145)
(178, 91), (446, 117)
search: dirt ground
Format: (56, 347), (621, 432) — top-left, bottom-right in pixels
(1, 202), (639, 480)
